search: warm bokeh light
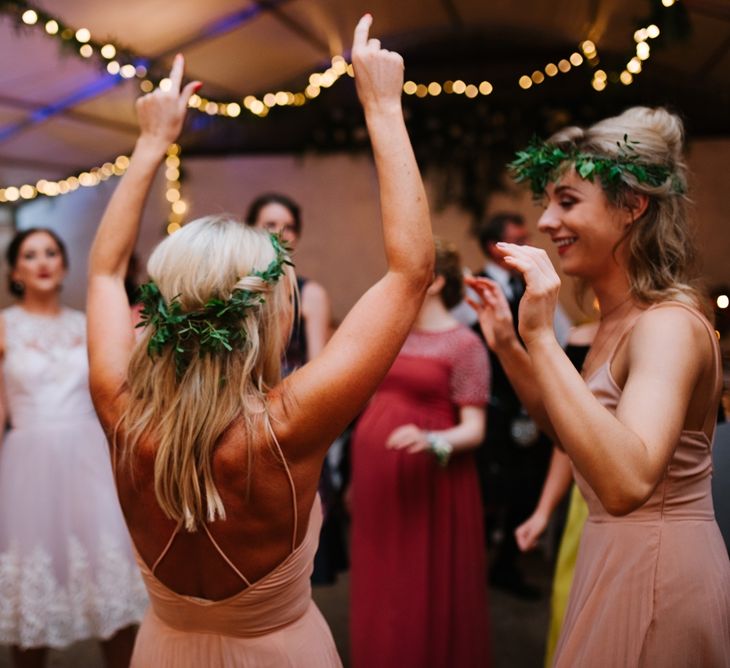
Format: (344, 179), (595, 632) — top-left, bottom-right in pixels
(627, 57), (642, 74)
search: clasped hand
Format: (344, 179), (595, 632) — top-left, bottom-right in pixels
(386, 424), (429, 454)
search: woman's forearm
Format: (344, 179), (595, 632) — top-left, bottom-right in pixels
(430, 409), (485, 453)
(89, 138), (167, 279)
(532, 447), (574, 518)
(494, 338), (556, 439)
(526, 334), (651, 514)
(365, 107), (433, 287)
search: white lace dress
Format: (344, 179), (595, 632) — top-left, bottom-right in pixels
(0, 306), (147, 649)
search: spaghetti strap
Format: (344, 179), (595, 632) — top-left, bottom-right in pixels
(201, 524), (251, 586)
(604, 309), (646, 368)
(265, 415), (299, 552)
(151, 521), (184, 574)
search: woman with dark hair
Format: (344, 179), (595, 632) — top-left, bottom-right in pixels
(245, 193), (346, 585)
(0, 228), (146, 667)
(244, 195), (330, 378)
(350, 238), (491, 667)
(469, 106), (730, 665)
(86, 16), (434, 666)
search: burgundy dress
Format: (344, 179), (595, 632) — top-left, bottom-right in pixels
(350, 326), (491, 668)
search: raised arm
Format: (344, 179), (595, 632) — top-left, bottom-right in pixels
(87, 56), (199, 428)
(274, 15), (434, 453)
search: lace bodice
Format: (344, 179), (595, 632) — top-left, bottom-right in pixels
(1, 306), (96, 428)
(398, 326), (490, 407)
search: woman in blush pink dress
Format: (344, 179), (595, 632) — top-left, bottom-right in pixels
(86, 16), (435, 667)
(469, 106), (730, 666)
(350, 238), (491, 668)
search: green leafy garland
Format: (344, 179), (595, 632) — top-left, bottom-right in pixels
(509, 135), (684, 198)
(137, 234), (293, 376)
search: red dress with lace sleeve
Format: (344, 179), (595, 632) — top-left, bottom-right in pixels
(350, 325), (491, 667)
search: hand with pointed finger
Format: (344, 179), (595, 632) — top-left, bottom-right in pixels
(465, 276), (518, 352)
(351, 14), (405, 116)
(135, 53), (201, 151)
(493, 243), (561, 347)
(386, 423), (429, 454)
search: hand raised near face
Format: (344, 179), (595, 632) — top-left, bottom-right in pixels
(351, 14), (405, 115)
(465, 276), (518, 352)
(492, 243), (561, 347)
(135, 54), (202, 150)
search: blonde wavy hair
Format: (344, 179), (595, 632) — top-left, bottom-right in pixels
(547, 106), (704, 311)
(118, 215), (296, 531)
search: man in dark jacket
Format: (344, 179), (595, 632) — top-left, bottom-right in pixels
(454, 212), (558, 598)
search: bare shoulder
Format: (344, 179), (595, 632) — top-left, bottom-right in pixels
(629, 302), (714, 373)
(301, 280), (329, 308)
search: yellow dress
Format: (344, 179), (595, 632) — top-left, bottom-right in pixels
(544, 483), (588, 668)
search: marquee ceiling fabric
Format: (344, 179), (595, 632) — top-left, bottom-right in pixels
(0, 0), (727, 189)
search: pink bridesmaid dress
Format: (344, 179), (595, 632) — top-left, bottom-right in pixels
(554, 303), (730, 667)
(130, 454), (341, 667)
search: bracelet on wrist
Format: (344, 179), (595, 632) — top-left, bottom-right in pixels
(426, 432), (453, 467)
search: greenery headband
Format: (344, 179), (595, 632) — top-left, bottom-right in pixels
(509, 136), (684, 199)
(137, 233), (293, 376)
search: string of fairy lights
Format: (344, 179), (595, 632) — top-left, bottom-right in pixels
(164, 144), (185, 235)
(0, 0), (681, 233)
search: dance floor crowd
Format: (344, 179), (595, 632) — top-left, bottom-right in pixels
(0, 14), (728, 668)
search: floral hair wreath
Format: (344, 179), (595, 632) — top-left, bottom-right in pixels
(508, 135), (686, 200)
(137, 233), (294, 376)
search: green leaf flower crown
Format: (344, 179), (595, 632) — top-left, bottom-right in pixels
(509, 135), (685, 198)
(137, 233), (293, 376)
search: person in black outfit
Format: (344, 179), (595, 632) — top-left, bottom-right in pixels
(245, 193), (347, 585)
(469, 212), (553, 599)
